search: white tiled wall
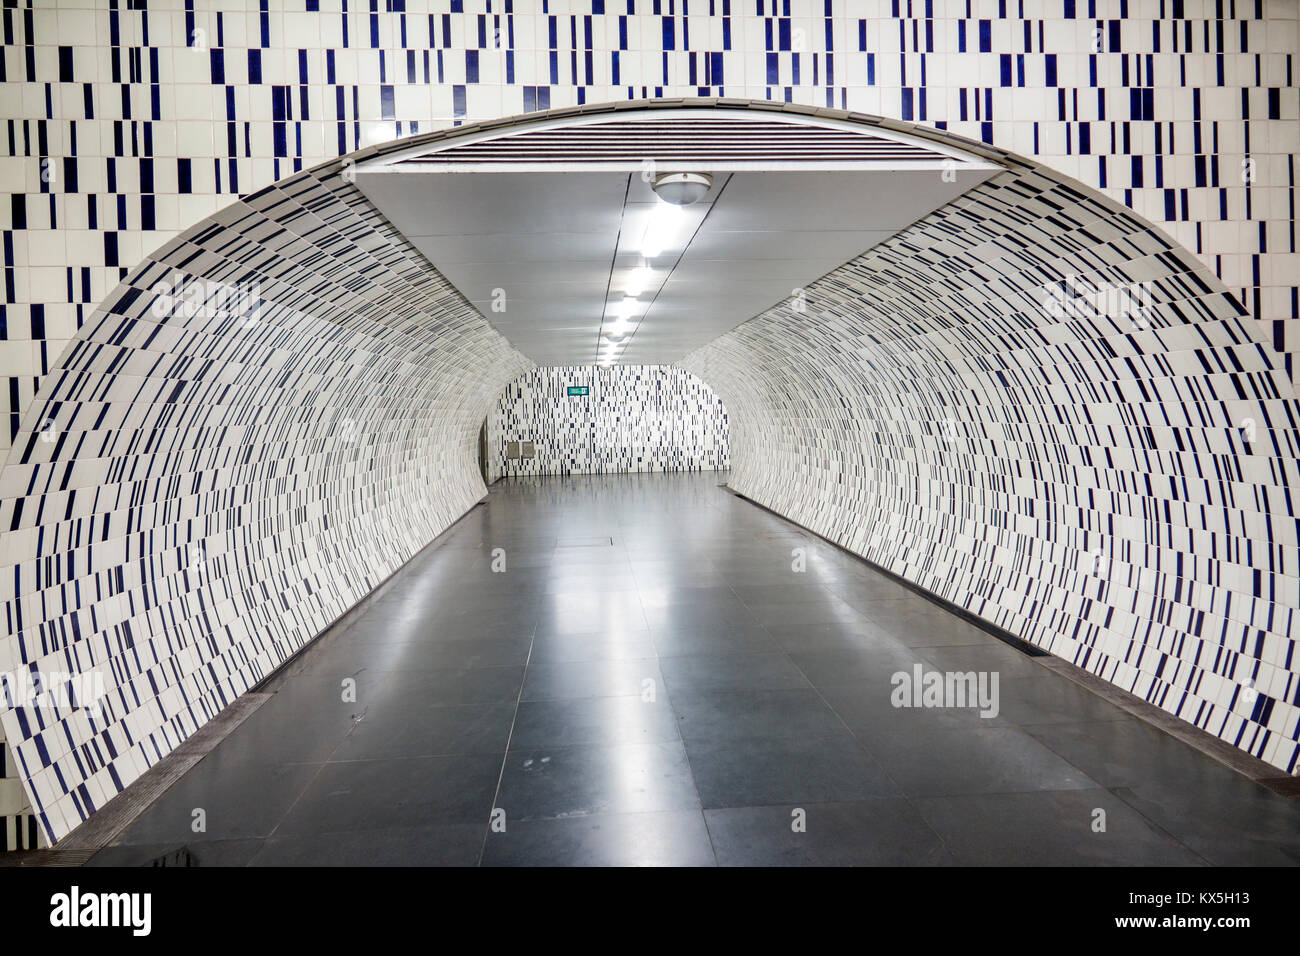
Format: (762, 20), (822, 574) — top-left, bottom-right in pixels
(488, 365), (728, 479)
(0, 741), (43, 850)
(683, 124), (1300, 775)
(0, 161), (530, 843)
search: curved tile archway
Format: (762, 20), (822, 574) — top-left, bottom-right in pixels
(2, 100), (1297, 846)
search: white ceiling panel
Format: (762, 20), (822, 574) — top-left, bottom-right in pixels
(662, 259), (842, 283)
(449, 261), (613, 288)
(702, 169), (985, 232)
(357, 165), (996, 366)
(359, 171), (628, 236)
(680, 229), (898, 261)
(411, 233), (616, 264)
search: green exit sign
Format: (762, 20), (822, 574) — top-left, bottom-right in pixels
(566, 386), (589, 397)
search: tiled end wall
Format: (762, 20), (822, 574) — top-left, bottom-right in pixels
(488, 365), (728, 480)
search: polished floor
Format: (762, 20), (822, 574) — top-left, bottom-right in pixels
(88, 473), (1300, 866)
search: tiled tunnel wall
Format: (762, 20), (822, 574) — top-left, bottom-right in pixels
(488, 365), (729, 479)
(0, 740), (42, 850)
(682, 143), (1300, 776)
(1, 0), (1298, 843)
(0, 164), (530, 844)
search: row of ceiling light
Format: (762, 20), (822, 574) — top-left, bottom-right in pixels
(598, 173), (712, 367)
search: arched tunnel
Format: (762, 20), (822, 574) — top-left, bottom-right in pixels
(2, 93), (1299, 874)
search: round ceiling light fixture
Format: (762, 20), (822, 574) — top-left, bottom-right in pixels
(651, 172), (713, 206)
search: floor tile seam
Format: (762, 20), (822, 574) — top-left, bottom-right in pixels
(660, 679), (721, 866)
(1004, 730), (1230, 868)
(476, 619), (540, 867)
(780, 649), (960, 860)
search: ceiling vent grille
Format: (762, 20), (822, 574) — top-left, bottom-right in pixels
(385, 117), (970, 171)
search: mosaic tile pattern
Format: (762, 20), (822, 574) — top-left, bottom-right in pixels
(0, 740), (43, 850)
(2, 95), (1297, 847)
(2, 0), (1295, 459)
(682, 129), (1300, 776)
(0, 163), (530, 844)
(1, 0), (1297, 842)
(488, 364), (729, 479)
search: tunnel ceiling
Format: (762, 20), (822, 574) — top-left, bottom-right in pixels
(352, 110), (1000, 366)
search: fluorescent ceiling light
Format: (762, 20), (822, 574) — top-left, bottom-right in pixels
(624, 266), (654, 296)
(609, 297), (644, 319)
(641, 202), (684, 259)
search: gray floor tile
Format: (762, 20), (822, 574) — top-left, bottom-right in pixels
(684, 732), (899, 808)
(495, 741), (701, 821)
(509, 695), (680, 749)
(660, 651), (811, 694)
(914, 790), (1208, 866)
(87, 839), (267, 867)
(251, 823), (486, 866)
(273, 754), (502, 835)
(993, 673), (1138, 726)
(382, 665), (527, 706)
(918, 641), (1049, 679)
(331, 700), (517, 760)
(482, 810), (716, 866)
(650, 623), (781, 657)
(115, 758), (322, 845)
(706, 800), (954, 866)
(1021, 717), (1239, 788)
(788, 646), (931, 687)
(670, 688), (848, 743)
(529, 630), (658, 663)
(819, 679), (1014, 732)
(522, 659), (666, 700)
(863, 726), (1100, 797)
(1110, 777), (1300, 866)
